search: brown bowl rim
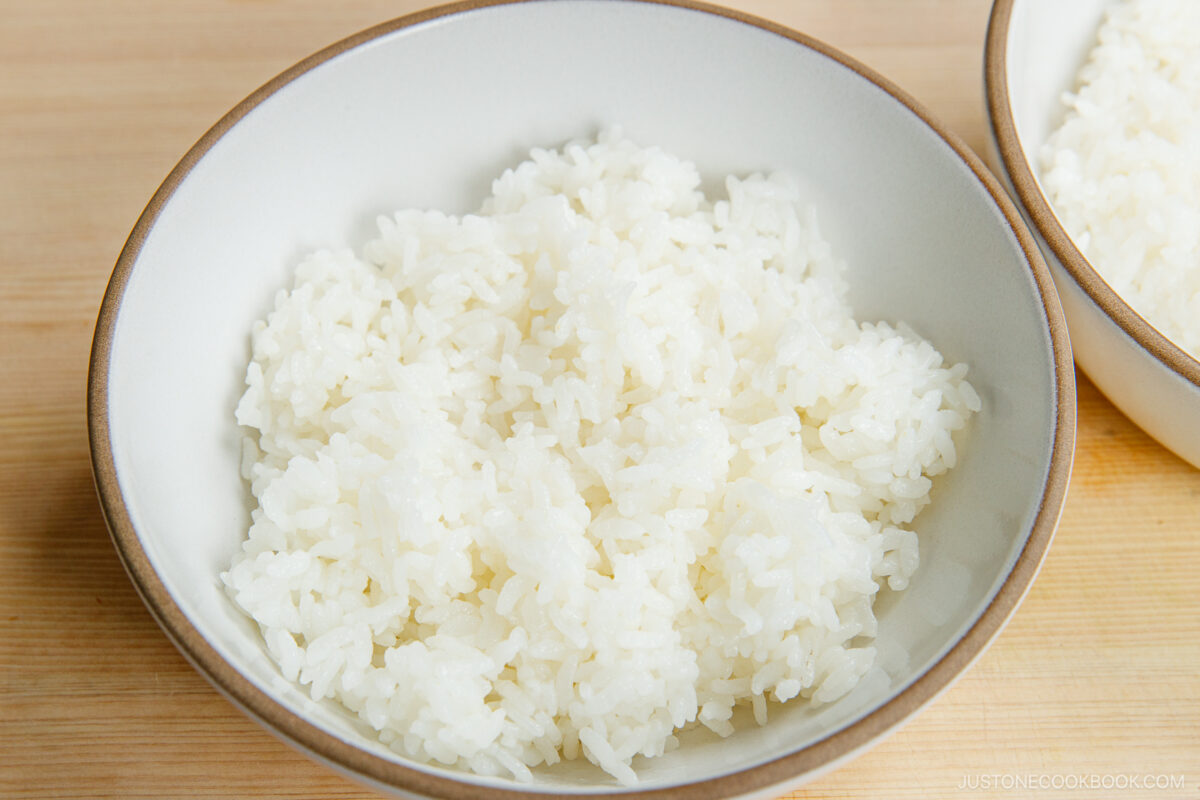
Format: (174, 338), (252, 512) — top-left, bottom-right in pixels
(88, 0), (1076, 797)
(984, 0), (1200, 389)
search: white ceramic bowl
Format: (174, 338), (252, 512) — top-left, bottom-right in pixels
(986, 0), (1200, 468)
(90, 1), (1074, 797)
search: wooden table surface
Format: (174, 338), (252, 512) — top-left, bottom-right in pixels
(3, 1), (1198, 798)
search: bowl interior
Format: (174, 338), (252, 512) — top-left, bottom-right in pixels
(1000, 0), (1112, 243)
(97, 0), (1067, 793)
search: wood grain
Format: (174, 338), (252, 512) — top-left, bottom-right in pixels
(2, 1), (1197, 798)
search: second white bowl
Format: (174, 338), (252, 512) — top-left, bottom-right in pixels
(986, 0), (1200, 468)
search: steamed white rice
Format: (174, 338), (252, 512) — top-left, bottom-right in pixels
(1040, 0), (1200, 357)
(222, 129), (978, 784)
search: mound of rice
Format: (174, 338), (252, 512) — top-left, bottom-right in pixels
(222, 129), (978, 784)
(1040, 0), (1200, 357)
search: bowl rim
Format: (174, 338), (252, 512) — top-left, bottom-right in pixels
(984, 0), (1200, 390)
(88, 0), (1076, 796)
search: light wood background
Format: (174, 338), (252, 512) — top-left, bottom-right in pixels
(2, 1), (1197, 798)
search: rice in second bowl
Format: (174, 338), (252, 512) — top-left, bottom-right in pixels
(222, 129), (979, 784)
(1040, 0), (1200, 358)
